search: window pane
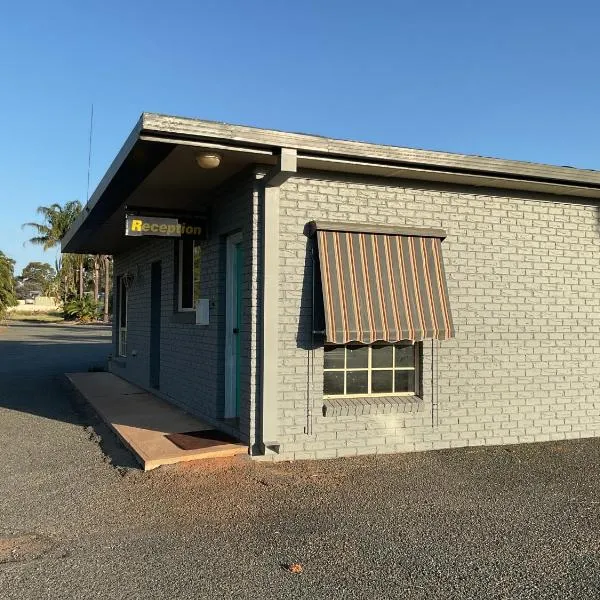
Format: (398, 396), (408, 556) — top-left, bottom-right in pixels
(324, 346), (345, 369)
(346, 371), (368, 394)
(372, 370), (393, 394)
(180, 240), (194, 309)
(324, 371), (344, 395)
(193, 242), (202, 304)
(372, 344), (393, 368)
(395, 370), (415, 393)
(395, 343), (415, 368)
(346, 345), (368, 369)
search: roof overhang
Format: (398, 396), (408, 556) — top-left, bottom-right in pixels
(63, 112), (600, 254)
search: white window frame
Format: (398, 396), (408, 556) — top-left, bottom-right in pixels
(117, 277), (128, 357)
(323, 343), (420, 398)
(177, 239), (202, 312)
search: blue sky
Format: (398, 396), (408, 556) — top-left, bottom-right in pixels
(1, 0), (598, 272)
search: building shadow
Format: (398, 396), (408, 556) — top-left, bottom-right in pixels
(296, 236), (325, 352)
(0, 323), (139, 470)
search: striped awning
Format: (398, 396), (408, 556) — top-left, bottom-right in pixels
(308, 222), (455, 344)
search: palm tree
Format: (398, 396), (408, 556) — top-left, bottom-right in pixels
(102, 255), (112, 323)
(92, 255), (101, 302)
(91, 254), (112, 321)
(23, 201), (82, 249)
(23, 201), (84, 297)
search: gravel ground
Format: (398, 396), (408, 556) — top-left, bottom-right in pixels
(1, 322), (600, 599)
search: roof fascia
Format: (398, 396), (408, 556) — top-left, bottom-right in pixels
(141, 113), (600, 192)
(61, 117), (144, 251)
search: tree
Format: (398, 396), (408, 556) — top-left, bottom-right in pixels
(15, 261), (55, 299)
(102, 255), (112, 323)
(0, 251), (18, 317)
(22, 201), (82, 250)
(92, 255), (101, 302)
(46, 253), (77, 303)
(23, 201), (84, 298)
(22, 201), (113, 323)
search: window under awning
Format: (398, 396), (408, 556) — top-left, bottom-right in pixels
(306, 221), (455, 344)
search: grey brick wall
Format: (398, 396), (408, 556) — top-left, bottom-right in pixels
(108, 166), (600, 462)
(110, 173), (258, 445)
(273, 170), (600, 460)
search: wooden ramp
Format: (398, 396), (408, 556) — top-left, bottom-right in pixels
(66, 372), (247, 471)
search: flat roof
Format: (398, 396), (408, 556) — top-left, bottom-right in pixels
(62, 112), (600, 253)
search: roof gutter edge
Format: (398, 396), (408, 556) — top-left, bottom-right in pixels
(296, 153), (600, 199)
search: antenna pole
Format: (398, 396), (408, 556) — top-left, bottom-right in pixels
(86, 104), (94, 202)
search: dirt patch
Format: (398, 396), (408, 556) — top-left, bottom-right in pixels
(134, 455), (358, 529)
(172, 454), (249, 475)
(0, 533), (55, 564)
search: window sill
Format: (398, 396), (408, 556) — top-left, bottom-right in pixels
(111, 357), (127, 367)
(322, 395), (422, 418)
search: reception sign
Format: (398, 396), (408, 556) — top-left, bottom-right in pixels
(125, 214), (207, 239)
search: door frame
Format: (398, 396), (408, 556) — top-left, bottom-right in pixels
(117, 276), (128, 357)
(224, 232), (243, 419)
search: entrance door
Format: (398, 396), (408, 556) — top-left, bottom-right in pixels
(149, 261), (161, 389)
(224, 233), (243, 419)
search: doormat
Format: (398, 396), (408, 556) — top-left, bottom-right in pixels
(165, 429), (238, 451)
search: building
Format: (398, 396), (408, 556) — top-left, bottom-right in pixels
(63, 113), (600, 460)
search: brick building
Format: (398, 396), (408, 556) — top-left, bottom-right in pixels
(63, 113), (600, 460)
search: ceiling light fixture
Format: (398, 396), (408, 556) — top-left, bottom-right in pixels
(195, 152), (222, 169)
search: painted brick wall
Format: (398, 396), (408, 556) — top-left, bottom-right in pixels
(110, 173), (258, 444)
(274, 171), (600, 460)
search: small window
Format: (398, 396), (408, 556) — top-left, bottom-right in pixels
(118, 277), (128, 357)
(323, 342), (420, 398)
(178, 239), (202, 311)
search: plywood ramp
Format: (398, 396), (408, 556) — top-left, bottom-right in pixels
(66, 372), (247, 471)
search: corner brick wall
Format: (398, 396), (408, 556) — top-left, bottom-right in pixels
(274, 170), (600, 460)
(110, 174), (258, 445)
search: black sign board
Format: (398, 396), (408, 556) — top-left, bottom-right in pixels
(125, 214), (207, 240)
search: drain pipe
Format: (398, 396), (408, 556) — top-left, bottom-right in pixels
(259, 148), (297, 455)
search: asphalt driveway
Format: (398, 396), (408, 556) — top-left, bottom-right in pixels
(1, 322), (600, 599)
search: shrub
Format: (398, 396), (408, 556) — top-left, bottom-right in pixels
(0, 251), (18, 320)
(63, 297), (100, 323)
